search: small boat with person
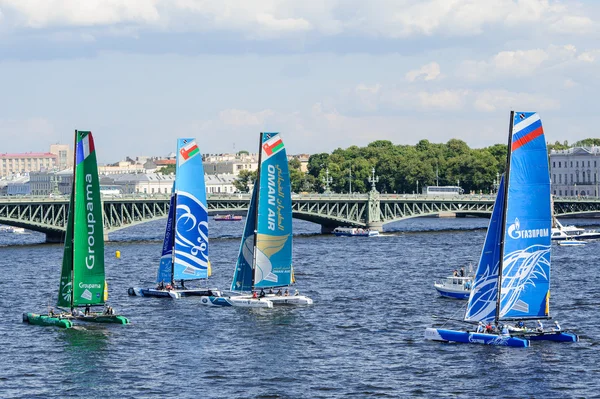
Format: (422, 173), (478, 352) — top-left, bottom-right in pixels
(434, 267), (473, 299)
(23, 130), (129, 328)
(214, 214), (242, 221)
(425, 112), (578, 347)
(200, 132), (313, 308)
(333, 227), (379, 237)
(128, 138), (220, 299)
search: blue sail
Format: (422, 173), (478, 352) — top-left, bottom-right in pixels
(156, 183), (176, 283)
(173, 138), (210, 281)
(464, 175), (505, 323)
(499, 112), (551, 320)
(253, 133), (293, 289)
(231, 184), (258, 292)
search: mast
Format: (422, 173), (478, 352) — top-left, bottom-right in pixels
(69, 130), (78, 311)
(494, 111), (515, 326)
(170, 192), (178, 284)
(251, 132), (264, 291)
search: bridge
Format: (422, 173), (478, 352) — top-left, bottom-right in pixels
(1, 193), (599, 242)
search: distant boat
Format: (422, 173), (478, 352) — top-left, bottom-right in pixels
(199, 132), (313, 308)
(551, 218), (600, 241)
(0, 226), (27, 234)
(128, 138), (220, 299)
(434, 266), (474, 300)
(23, 130), (129, 328)
(214, 214), (242, 221)
(333, 227), (379, 237)
(425, 111), (578, 347)
(557, 239), (586, 247)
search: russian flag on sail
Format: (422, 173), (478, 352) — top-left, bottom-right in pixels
(76, 132), (95, 165)
(262, 136), (284, 157)
(512, 112), (543, 152)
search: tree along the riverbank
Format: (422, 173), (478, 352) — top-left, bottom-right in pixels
(305, 139), (507, 195)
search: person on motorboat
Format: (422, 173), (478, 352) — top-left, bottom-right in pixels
(453, 270), (459, 277)
(460, 267), (465, 277)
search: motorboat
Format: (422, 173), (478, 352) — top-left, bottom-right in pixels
(333, 227), (379, 237)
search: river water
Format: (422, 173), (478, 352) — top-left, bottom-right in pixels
(0, 217), (598, 398)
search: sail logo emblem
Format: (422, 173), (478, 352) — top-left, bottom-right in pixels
(61, 282), (72, 302)
(81, 289), (93, 301)
(508, 218), (549, 240)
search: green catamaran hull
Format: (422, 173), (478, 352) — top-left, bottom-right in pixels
(23, 313), (72, 329)
(71, 314), (129, 324)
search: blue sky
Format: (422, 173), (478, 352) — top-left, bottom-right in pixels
(0, 0), (599, 162)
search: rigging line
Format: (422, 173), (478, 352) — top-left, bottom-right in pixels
(438, 300), (469, 328)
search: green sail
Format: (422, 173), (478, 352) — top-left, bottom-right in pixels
(57, 182), (75, 308)
(57, 131), (106, 308)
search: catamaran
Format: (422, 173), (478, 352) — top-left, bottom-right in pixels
(128, 138), (220, 299)
(23, 130), (129, 328)
(425, 112), (578, 347)
(200, 132), (313, 308)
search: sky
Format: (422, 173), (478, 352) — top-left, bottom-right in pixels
(1, 0), (599, 163)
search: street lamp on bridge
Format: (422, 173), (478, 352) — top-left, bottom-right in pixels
(369, 167), (379, 192)
(322, 168), (332, 193)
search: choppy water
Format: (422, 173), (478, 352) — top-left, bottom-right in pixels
(0, 217), (599, 399)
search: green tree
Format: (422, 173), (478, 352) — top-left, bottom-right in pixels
(307, 153), (330, 178)
(159, 164), (176, 175)
(233, 169), (257, 193)
(574, 138), (600, 147)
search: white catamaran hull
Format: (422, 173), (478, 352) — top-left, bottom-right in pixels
(199, 296), (273, 308)
(264, 294), (313, 306)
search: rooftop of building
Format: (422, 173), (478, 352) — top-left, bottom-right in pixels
(550, 146), (600, 155)
(0, 152), (56, 158)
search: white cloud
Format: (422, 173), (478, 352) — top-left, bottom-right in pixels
(549, 15), (594, 34)
(0, 0), (594, 40)
(473, 89), (560, 112)
(418, 90), (467, 110)
(255, 13), (311, 33)
(1, 0), (161, 28)
(459, 45), (583, 80)
(564, 78), (577, 88)
(218, 109), (274, 126)
(406, 62), (442, 82)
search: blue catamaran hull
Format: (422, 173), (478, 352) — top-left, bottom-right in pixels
(424, 328), (530, 347)
(523, 331), (579, 342)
